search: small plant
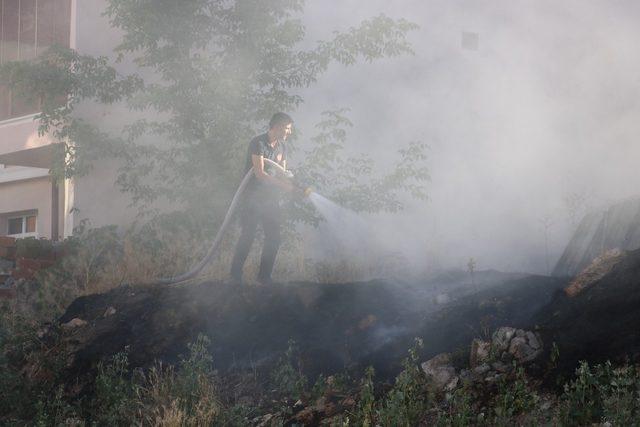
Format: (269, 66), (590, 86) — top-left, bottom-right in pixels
(557, 361), (640, 426)
(33, 385), (81, 427)
(92, 350), (136, 425)
(377, 338), (429, 426)
(599, 365), (640, 426)
(270, 339), (308, 400)
(345, 338), (428, 426)
(435, 384), (478, 427)
(467, 257), (477, 288)
(134, 334), (221, 426)
(492, 364), (539, 425)
(347, 366), (376, 426)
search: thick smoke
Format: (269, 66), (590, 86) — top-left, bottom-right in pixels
(294, 0), (640, 274)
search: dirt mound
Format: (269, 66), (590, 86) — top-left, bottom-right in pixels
(44, 272), (568, 394)
(564, 248), (626, 297)
(536, 248), (640, 374)
(553, 197), (640, 277)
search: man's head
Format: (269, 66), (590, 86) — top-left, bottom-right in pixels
(269, 112), (293, 142)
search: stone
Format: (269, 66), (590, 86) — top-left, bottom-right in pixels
(492, 361), (512, 373)
(104, 306), (117, 317)
(255, 413), (274, 427)
(62, 318), (88, 329)
(470, 339), (491, 367)
(472, 363), (491, 376)
(490, 327), (543, 364)
(444, 376), (459, 392)
(508, 332), (543, 363)
(564, 248), (626, 297)
(421, 353), (457, 390)
(492, 327), (516, 353)
(525, 331), (541, 350)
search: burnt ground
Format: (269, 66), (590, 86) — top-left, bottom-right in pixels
(49, 248), (640, 393)
(535, 248), (640, 374)
(53, 270), (565, 390)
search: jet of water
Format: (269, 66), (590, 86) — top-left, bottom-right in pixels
(308, 192), (382, 260)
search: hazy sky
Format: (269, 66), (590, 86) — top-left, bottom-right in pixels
(292, 0), (640, 274)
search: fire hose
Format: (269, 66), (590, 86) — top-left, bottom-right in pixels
(152, 158), (310, 285)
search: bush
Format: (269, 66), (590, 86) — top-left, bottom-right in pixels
(344, 338), (429, 426)
(558, 361), (640, 426)
(133, 334), (221, 426)
(270, 339), (308, 400)
(15, 237), (55, 259)
(92, 351), (136, 425)
(376, 338), (429, 426)
(492, 365), (539, 425)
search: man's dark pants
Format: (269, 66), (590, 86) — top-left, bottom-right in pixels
(230, 196), (282, 282)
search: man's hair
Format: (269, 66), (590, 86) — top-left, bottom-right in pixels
(269, 112), (293, 129)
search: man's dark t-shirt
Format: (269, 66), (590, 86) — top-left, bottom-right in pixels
(243, 133), (287, 203)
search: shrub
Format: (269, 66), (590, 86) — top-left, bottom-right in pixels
(15, 237), (55, 259)
(492, 365), (539, 425)
(133, 334), (221, 426)
(92, 351), (136, 425)
(559, 361), (640, 426)
(270, 339), (308, 400)
(376, 338), (429, 426)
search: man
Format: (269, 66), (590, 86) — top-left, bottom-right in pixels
(230, 112), (297, 285)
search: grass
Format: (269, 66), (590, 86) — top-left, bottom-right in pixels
(4, 221), (640, 424)
(4, 312), (640, 426)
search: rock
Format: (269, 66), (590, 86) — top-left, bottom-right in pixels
(62, 318), (88, 329)
(492, 327), (516, 353)
(526, 331), (542, 350)
(103, 306), (117, 317)
(490, 326), (543, 364)
(444, 376), (459, 392)
(472, 363), (491, 376)
(563, 248), (626, 296)
(470, 339), (491, 367)
(491, 361), (512, 373)
(459, 369), (473, 382)
(254, 413), (274, 427)
(421, 353), (457, 390)
(508, 332), (543, 363)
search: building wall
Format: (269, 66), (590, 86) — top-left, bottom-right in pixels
(0, 0), (170, 238)
(65, 0), (170, 233)
(0, 176), (52, 238)
(0, 0), (76, 239)
(71, 159), (141, 232)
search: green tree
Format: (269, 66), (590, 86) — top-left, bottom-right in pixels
(1, 0), (428, 224)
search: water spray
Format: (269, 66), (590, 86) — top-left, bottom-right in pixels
(149, 158), (311, 286)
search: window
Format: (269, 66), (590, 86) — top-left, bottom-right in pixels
(0, 0), (71, 121)
(7, 213), (36, 236)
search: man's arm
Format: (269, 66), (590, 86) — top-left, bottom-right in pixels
(251, 154), (294, 192)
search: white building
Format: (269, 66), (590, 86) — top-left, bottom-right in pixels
(0, 0), (138, 239)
